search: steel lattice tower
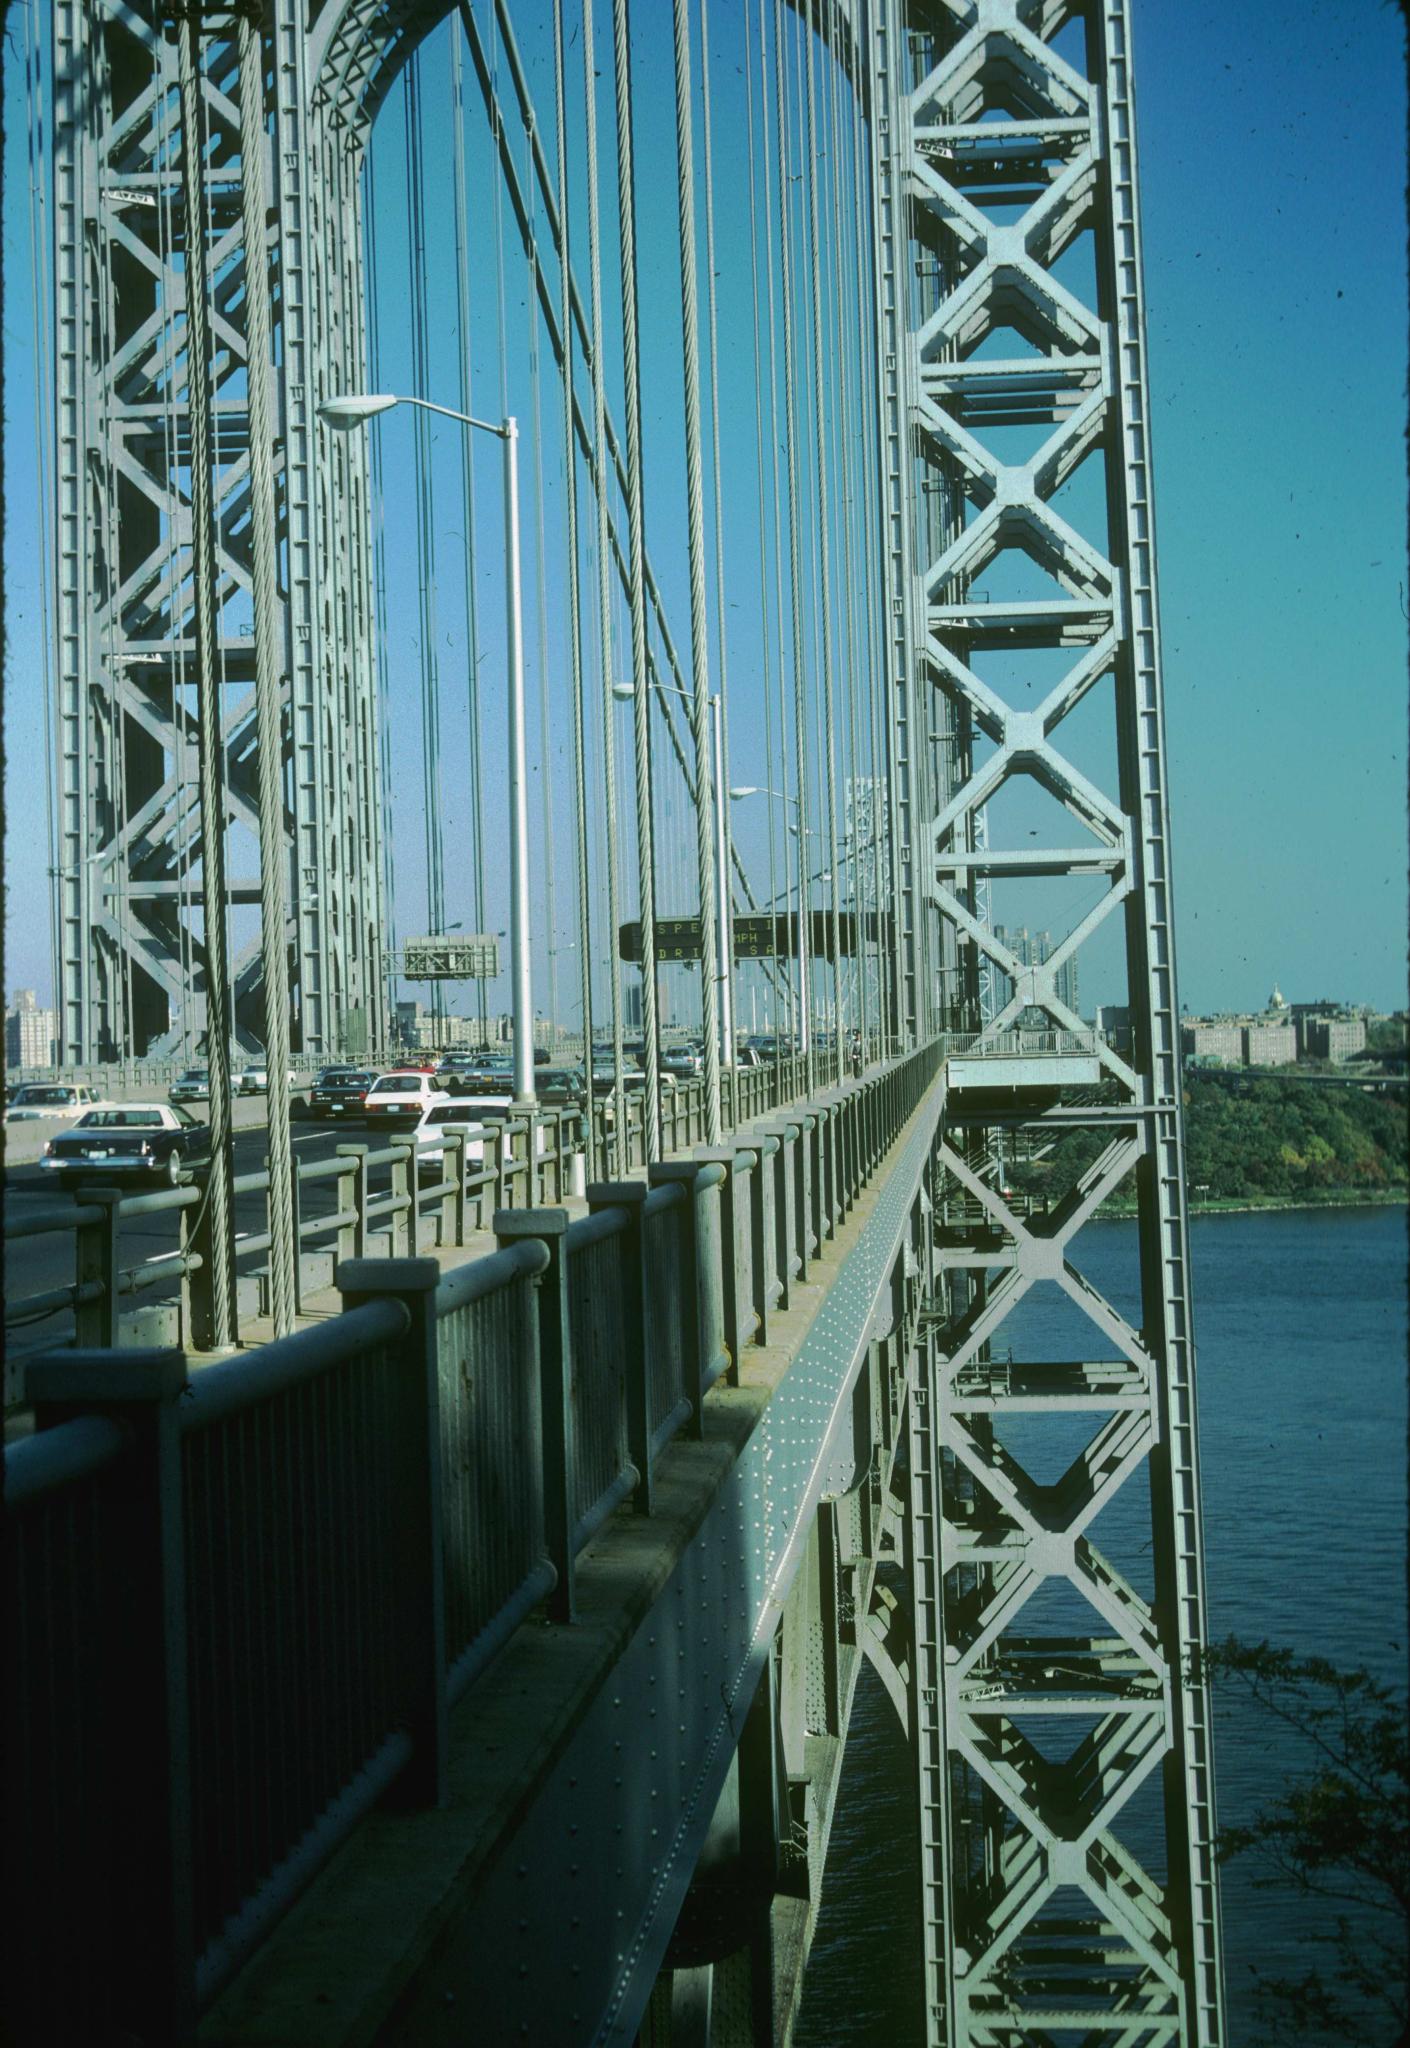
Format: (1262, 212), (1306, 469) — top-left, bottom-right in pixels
(52, 0), (389, 1060)
(864, 0), (1226, 2041)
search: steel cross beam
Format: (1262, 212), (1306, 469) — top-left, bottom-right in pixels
(875, 0), (1226, 2043)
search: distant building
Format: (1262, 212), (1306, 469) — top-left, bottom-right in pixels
(1267, 983), (1287, 1012)
(1182, 1022), (1242, 1066)
(1241, 1022), (1296, 1068)
(1098, 1003), (1131, 1048)
(1302, 1016), (1366, 1064)
(5, 990), (56, 1069)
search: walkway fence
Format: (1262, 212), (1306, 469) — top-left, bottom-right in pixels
(3, 1053), (850, 1389)
(4, 1040), (941, 2045)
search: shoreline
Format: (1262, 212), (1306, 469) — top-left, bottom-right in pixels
(1097, 1190), (1407, 1221)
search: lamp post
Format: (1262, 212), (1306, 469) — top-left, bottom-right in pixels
(320, 394), (535, 1105)
(613, 681), (732, 1069)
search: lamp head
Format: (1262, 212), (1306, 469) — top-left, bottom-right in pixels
(319, 394), (401, 428)
(729, 786), (759, 800)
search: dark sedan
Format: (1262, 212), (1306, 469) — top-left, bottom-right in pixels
(40, 1103), (212, 1189)
(307, 1067), (376, 1119)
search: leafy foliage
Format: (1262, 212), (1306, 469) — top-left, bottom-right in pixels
(1002, 1075), (1407, 1208)
(1197, 1637), (1409, 2044)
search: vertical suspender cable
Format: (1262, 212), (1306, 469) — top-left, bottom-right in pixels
(609, 0), (662, 1159)
(772, 0), (812, 1093)
(28, 1), (61, 1038)
(849, 44), (893, 1053)
(825, 22), (867, 1060)
(742, 0), (780, 1066)
(668, 0), (722, 1143)
(237, 6), (296, 1334)
(157, 80), (195, 1063)
(755, 0), (798, 1074)
(405, 55), (446, 1038)
(553, 0), (597, 1172)
(451, 30), (489, 1043)
(527, 237), (560, 1049)
(366, 151), (400, 1051)
(579, 0), (626, 1144)
(697, 0), (735, 1083)
(176, 12), (236, 1345)
(803, 0), (843, 1060)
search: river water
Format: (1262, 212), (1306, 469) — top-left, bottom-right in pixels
(794, 1204), (1408, 2047)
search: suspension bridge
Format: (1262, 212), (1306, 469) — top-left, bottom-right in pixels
(5, 0), (1226, 2042)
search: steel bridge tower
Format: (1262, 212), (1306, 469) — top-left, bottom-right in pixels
(51, 0), (388, 1061)
(865, 0), (1227, 2041)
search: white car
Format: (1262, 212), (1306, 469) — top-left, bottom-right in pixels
(363, 1071), (452, 1121)
(238, 1064), (298, 1095)
(170, 1067), (211, 1104)
(410, 1101), (497, 1170)
(5, 1083), (106, 1124)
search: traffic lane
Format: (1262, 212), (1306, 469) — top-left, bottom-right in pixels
(3, 1120), (415, 1350)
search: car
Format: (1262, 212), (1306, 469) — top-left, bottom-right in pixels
(170, 1067), (211, 1104)
(237, 1064), (297, 1095)
(660, 1048), (702, 1081)
(4, 1083), (106, 1124)
(407, 1101), (496, 1171)
(534, 1067), (586, 1109)
(363, 1071), (451, 1121)
(441, 1071), (520, 1105)
(307, 1067), (376, 1118)
(40, 1102), (211, 1188)
(394, 1054), (441, 1075)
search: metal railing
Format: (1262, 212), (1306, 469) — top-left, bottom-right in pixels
(3, 1053), (853, 1380)
(4, 1038), (942, 2043)
(937, 1027), (1122, 1059)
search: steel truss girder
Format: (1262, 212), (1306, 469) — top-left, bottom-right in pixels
(894, 1), (1225, 2043)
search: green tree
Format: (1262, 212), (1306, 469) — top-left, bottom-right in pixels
(1197, 1637), (1409, 2044)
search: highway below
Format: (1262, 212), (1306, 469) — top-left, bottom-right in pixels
(4, 1119), (400, 1366)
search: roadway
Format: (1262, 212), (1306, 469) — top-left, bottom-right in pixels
(4, 1119), (387, 1363)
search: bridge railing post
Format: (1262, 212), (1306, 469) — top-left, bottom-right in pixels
(586, 1180), (653, 1512)
(647, 1160), (722, 1439)
(334, 1145), (360, 1264)
(335, 1258), (447, 1807)
(335, 1141), (370, 1260)
(29, 1347), (195, 2042)
(73, 1187), (122, 1348)
(183, 1171), (216, 1359)
(751, 1133), (779, 1345)
(758, 1120), (798, 1312)
(795, 1112), (816, 1280)
(695, 1144), (747, 1376)
(496, 1206), (576, 1619)
(442, 1132), (465, 1245)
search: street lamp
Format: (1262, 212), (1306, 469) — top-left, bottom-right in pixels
(729, 783), (810, 1062)
(321, 392), (535, 1105)
(613, 680), (733, 1069)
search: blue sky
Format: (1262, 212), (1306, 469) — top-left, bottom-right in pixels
(3, 0), (1406, 1031)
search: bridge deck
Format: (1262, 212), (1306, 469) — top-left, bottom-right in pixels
(199, 1077), (942, 2046)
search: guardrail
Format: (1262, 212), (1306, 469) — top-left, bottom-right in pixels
(3, 1052), (851, 1373)
(936, 1027), (1127, 1058)
(4, 1038), (942, 2044)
